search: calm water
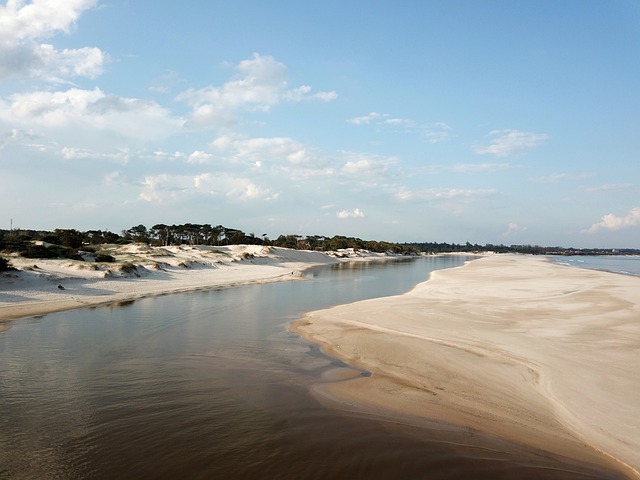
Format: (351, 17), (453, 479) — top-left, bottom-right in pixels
(551, 255), (640, 276)
(0, 257), (624, 479)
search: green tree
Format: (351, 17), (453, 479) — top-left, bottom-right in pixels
(53, 229), (83, 248)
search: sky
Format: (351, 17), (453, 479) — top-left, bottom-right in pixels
(1, 1), (639, 248)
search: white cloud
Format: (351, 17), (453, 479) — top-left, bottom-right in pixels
(176, 53), (337, 128)
(0, 0), (107, 81)
(582, 207), (640, 233)
(452, 162), (511, 173)
(282, 84), (337, 102)
(226, 179), (279, 202)
(187, 150), (214, 164)
(530, 172), (594, 183)
(394, 187), (497, 202)
(340, 153), (396, 177)
(336, 208), (364, 219)
(474, 129), (549, 157)
(421, 122), (452, 144)
(383, 117), (415, 127)
(0, 128), (39, 148)
(394, 187), (498, 216)
(61, 146), (129, 163)
(137, 172), (278, 204)
(103, 170), (123, 186)
(209, 133), (338, 181)
(502, 222), (527, 238)
(212, 134), (307, 163)
(0, 88), (182, 141)
(349, 112), (451, 143)
(348, 112), (382, 125)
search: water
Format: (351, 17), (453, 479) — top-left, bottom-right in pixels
(0, 257), (624, 479)
(551, 255), (640, 276)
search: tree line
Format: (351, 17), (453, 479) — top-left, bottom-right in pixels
(1, 223), (638, 270)
(0, 223), (421, 264)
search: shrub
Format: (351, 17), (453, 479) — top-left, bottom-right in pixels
(96, 253), (116, 263)
(0, 257), (11, 272)
(120, 262), (138, 274)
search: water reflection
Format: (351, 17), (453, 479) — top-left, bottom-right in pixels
(0, 256), (624, 479)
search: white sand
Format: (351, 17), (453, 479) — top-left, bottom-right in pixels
(293, 254), (640, 478)
(0, 244), (388, 325)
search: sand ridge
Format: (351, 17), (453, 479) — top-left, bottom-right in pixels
(0, 244), (392, 325)
(292, 254), (640, 478)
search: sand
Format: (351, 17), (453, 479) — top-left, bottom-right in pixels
(0, 244), (387, 326)
(292, 254), (640, 479)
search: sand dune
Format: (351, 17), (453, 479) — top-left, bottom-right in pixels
(293, 254), (640, 479)
(0, 244), (388, 325)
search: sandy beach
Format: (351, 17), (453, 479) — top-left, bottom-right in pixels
(0, 244), (387, 327)
(293, 254), (640, 479)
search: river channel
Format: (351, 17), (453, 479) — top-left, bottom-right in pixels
(0, 256), (623, 479)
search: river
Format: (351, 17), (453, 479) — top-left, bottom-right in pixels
(0, 256), (623, 479)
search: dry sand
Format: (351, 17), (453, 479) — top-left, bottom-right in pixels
(0, 244), (386, 326)
(292, 254), (640, 479)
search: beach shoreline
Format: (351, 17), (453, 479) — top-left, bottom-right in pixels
(292, 254), (640, 479)
(0, 244), (399, 328)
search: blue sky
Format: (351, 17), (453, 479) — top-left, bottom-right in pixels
(1, 0), (639, 247)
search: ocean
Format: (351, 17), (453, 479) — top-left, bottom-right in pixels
(550, 255), (640, 276)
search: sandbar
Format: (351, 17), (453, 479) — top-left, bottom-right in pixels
(292, 254), (640, 478)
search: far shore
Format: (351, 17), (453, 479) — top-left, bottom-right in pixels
(292, 254), (640, 479)
(0, 244), (401, 329)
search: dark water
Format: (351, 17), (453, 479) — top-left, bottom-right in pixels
(0, 257), (624, 479)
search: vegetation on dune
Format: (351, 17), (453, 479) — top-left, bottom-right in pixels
(0, 224), (638, 262)
(0, 256), (11, 272)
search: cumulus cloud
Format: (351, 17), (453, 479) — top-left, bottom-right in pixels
(340, 152), (396, 177)
(336, 208), (364, 219)
(474, 129), (549, 157)
(137, 172), (278, 204)
(226, 179), (279, 202)
(212, 134), (303, 161)
(176, 53), (337, 128)
(582, 207), (640, 234)
(0, 87), (181, 141)
(209, 133), (338, 180)
(187, 150), (214, 164)
(0, 0), (107, 81)
(502, 222), (527, 238)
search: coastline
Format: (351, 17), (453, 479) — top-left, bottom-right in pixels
(292, 254), (640, 479)
(0, 244), (393, 328)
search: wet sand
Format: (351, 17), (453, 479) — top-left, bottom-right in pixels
(292, 254), (640, 479)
